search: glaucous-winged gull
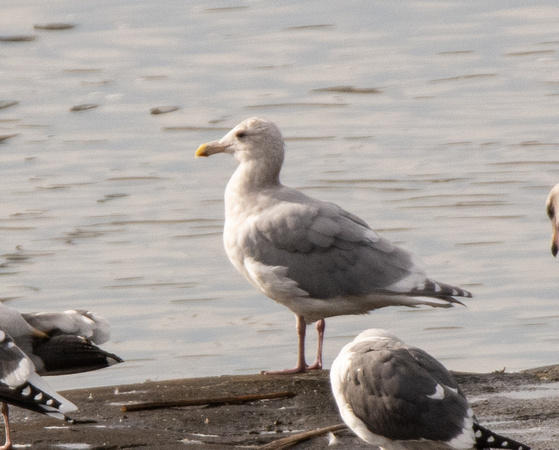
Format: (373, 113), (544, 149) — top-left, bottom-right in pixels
(546, 183), (559, 256)
(330, 329), (531, 449)
(0, 303), (122, 449)
(195, 117), (471, 374)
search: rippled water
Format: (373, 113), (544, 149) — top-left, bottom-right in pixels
(1, 1), (558, 390)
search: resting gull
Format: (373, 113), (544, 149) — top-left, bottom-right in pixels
(0, 303), (122, 449)
(546, 183), (559, 256)
(195, 117), (472, 374)
(330, 329), (531, 450)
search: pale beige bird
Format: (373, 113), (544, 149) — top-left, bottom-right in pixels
(195, 117), (471, 374)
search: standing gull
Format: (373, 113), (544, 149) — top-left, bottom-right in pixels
(545, 183), (559, 256)
(330, 329), (531, 450)
(0, 303), (122, 449)
(195, 117), (471, 374)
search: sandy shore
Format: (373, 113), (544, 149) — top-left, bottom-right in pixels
(5, 365), (559, 449)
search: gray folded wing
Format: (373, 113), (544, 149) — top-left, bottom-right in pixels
(341, 340), (472, 442)
(238, 189), (428, 300)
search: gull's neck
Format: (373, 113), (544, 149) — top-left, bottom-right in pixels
(228, 158), (281, 195)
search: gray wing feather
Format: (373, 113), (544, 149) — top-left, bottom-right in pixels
(242, 191), (423, 299)
(22, 310), (110, 344)
(0, 331), (33, 387)
(0, 331), (77, 416)
(343, 341), (471, 442)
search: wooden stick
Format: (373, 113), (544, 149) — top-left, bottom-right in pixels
(259, 423), (348, 449)
(121, 390), (296, 412)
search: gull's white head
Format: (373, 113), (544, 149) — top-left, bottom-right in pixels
(195, 117), (284, 165)
(351, 328), (404, 345)
(546, 183), (559, 257)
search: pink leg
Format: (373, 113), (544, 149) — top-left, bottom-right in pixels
(306, 319), (325, 371)
(263, 315), (308, 375)
(0, 402), (12, 450)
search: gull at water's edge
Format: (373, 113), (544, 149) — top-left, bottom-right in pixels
(0, 303), (123, 450)
(195, 117), (471, 374)
(330, 329), (531, 450)
(546, 183), (559, 257)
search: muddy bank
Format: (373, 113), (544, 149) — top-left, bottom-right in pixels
(6, 366), (559, 449)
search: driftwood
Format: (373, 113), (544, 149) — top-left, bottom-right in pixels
(121, 390), (296, 412)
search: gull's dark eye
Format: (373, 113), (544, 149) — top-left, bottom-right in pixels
(548, 204), (555, 220)
(236, 130), (247, 140)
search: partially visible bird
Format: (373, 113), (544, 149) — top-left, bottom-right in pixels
(330, 329), (531, 450)
(0, 303), (122, 449)
(545, 183), (559, 257)
(195, 117), (472, 374)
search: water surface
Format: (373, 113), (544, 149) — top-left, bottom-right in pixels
(0, 1), (558, 389)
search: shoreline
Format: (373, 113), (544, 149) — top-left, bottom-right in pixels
(6, 365), (559, 449)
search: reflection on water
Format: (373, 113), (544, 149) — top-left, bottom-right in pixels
(0, 1), (558, 390)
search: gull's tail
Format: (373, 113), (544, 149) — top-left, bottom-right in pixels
(474, 423), (530, 450)
(407, 278), (472, 306)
